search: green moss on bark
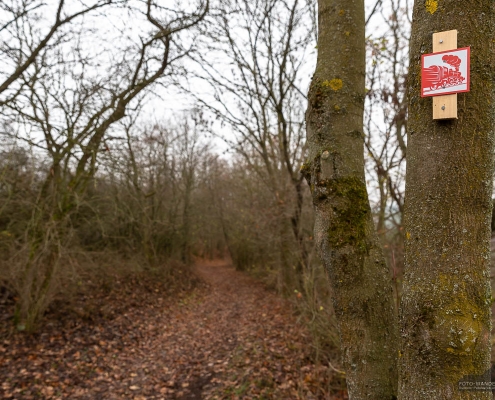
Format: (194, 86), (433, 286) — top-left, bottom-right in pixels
(324, 176), (370, 251)
(305, 1), (398, 398)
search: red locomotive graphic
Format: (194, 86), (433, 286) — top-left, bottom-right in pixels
(421, 47), (470, 97)
(423, 55), (465, 91)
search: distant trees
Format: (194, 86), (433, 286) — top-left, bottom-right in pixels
(1, 104), (315, 322)
(0, 112), (220, 325)
(99, 115), (211, 266)
(190, 0), (316, 291)
(364, 0), (409, 237)
(364, 0), (410, 302)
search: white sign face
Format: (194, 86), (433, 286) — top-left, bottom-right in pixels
(421, 47), (470, 97)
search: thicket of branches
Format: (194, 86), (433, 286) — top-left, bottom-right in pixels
(0, 0), (210, 331)
(0, 0), (411, 368)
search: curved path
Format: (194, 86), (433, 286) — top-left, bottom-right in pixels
(0, 260), (342, 399)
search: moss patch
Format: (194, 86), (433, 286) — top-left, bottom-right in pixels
(299, 162), (312, 183)
(325, 176), (370, 251)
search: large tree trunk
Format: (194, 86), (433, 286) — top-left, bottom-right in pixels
(304, 1), (398, 398)
(399, 1), (495, 399)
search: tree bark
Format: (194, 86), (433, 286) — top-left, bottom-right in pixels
(399, 1), (495, 399)
(304, 1), (398, 398)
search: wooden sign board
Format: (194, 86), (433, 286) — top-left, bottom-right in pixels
(421, 30), (471, 120)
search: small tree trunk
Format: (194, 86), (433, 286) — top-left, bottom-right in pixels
(292, 178), (309, 277)
(304, 1), (398, 398)
(181, 178), (193, 265)
(16, 174), (68, 332)
(399, 1), (495, 398)
(278, 212), (297, 293)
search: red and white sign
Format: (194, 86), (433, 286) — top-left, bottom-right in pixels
(421, 47), (470, 97)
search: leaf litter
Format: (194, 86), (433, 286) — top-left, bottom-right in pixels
(0, 260), (347, 399)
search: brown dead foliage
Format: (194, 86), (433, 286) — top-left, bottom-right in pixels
(0, 260), (347, 399)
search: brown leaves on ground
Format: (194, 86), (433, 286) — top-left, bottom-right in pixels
(0, 260), (347, 399)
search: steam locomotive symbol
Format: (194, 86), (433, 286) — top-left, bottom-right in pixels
(423, 54), (465, 91)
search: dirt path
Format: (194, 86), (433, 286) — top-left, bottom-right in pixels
(0, 260), (343, 399)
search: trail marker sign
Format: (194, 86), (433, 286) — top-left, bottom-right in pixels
(421, 47), (470, 97)
(421, 30), (470, 120)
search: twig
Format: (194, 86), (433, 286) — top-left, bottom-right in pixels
(328, 361), (346, 375)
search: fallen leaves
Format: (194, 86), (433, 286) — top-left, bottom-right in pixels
(0, 260), (347, 399)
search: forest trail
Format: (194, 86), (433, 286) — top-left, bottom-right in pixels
(0, 260), (344, 400)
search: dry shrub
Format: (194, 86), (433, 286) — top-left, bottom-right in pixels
(0, 242), (196, 335)
(292, 255), (347, 394)
(1, 224), (73, 332)
(299, 263), (341, 361)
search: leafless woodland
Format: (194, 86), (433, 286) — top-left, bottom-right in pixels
(0, 0), (447, 398)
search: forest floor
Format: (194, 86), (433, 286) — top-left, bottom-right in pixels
(0, 259), (346, 399)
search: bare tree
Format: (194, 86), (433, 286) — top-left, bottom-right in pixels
(0, 0), (209, 331)
(91, 113), (210, 266)
(364, 0), (409, 235)
(363, 0), (410, 291)
(190, 0), (315, 290)
(0, 0), (129, 105)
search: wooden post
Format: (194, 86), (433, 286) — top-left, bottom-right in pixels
(432, 30), (458, 120)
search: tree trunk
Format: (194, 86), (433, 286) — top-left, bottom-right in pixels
(399, 2), (495, 399)
(291, 178), (309, 278)
(181, 175), (193, 265)
(16, 173), (69, 332)
(278, 208), (298, 293)
(304, 1), (398, 398)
